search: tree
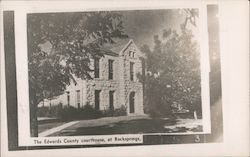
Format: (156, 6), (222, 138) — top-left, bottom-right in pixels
(140, 25), (202, 118)
(27, 12), (127, 136)
(181, 9), (199, 28)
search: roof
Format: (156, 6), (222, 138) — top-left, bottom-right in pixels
(100, 38), (132, 56)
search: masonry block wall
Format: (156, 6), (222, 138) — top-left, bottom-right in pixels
(40, 40), (144, 115)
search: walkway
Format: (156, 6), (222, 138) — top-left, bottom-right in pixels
(39, 114), (149, 137)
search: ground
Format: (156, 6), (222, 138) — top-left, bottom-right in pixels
(38, 115), (203, 137)
(39, 122), (65, 133)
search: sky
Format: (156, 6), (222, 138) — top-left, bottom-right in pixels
(40, 9), (199, 53)
(117, 9), (198, 48)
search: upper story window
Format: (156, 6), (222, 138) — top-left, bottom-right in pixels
(94, 58), (100, 78)
(130, 62), (134, 81)
(129, 51), (132, 57)
(129, 51), (136, 58)
(129, 51), (135, 58)
(108, 59), (114, 80)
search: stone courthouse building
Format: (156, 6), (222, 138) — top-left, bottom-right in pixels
(41, 39), (144, 115)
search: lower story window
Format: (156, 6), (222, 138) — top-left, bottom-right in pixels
(66, 91), (70, 107)
(109, 91), (115, 110)
(76, 90), (80, 109)
(95, 90), (101, 110)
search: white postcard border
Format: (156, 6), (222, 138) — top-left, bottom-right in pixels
(4, 1), (211, 147)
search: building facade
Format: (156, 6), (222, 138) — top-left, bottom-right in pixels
(40, 39), (144, 115)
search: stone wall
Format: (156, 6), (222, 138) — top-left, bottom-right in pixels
(86, 79), (120, 110)
(121, 41), (144, 114)
(85, 41), (144, 115)
(41, 40), (144, 115)
(85, 54), (121, 110)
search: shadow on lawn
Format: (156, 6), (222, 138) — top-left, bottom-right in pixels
(52, 118), (202, 136)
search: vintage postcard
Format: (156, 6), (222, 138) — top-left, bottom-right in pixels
(27, 8), (210, 139)
(2, 1), (247, 156)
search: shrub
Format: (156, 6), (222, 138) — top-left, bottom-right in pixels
(37, 106), (50, 117)
(57, 106), (79, 120)
(37, 103), (62, 118)
(102, 105), (127, 117)
(113, 105), (127, 116)
(145, 103), (174, 119)
(78, 103), (104, 119)
(57, 103), (104, 120)
(39, 103), (128, 121)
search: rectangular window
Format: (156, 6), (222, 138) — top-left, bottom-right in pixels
(94, 58), (100, 78)
(109, 91), (114, 110)
(108, 59), (114, 80)
(130, 62), (134, 81)
(76, 90), (80, 109)
(95, 90), (101, 110)
(66, 91), (70, 107)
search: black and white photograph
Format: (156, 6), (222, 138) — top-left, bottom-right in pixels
(27, 9), (207, 137)
(1, 0), (249, 156)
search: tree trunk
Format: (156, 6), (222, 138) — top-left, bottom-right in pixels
(30, 88), (38, 137)
(193, 110), (198, 120)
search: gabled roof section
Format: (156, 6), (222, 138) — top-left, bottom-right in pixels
(109, 38), (131, 54)
(101, 38), (138, 56)
(99, 47), (119, 56)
